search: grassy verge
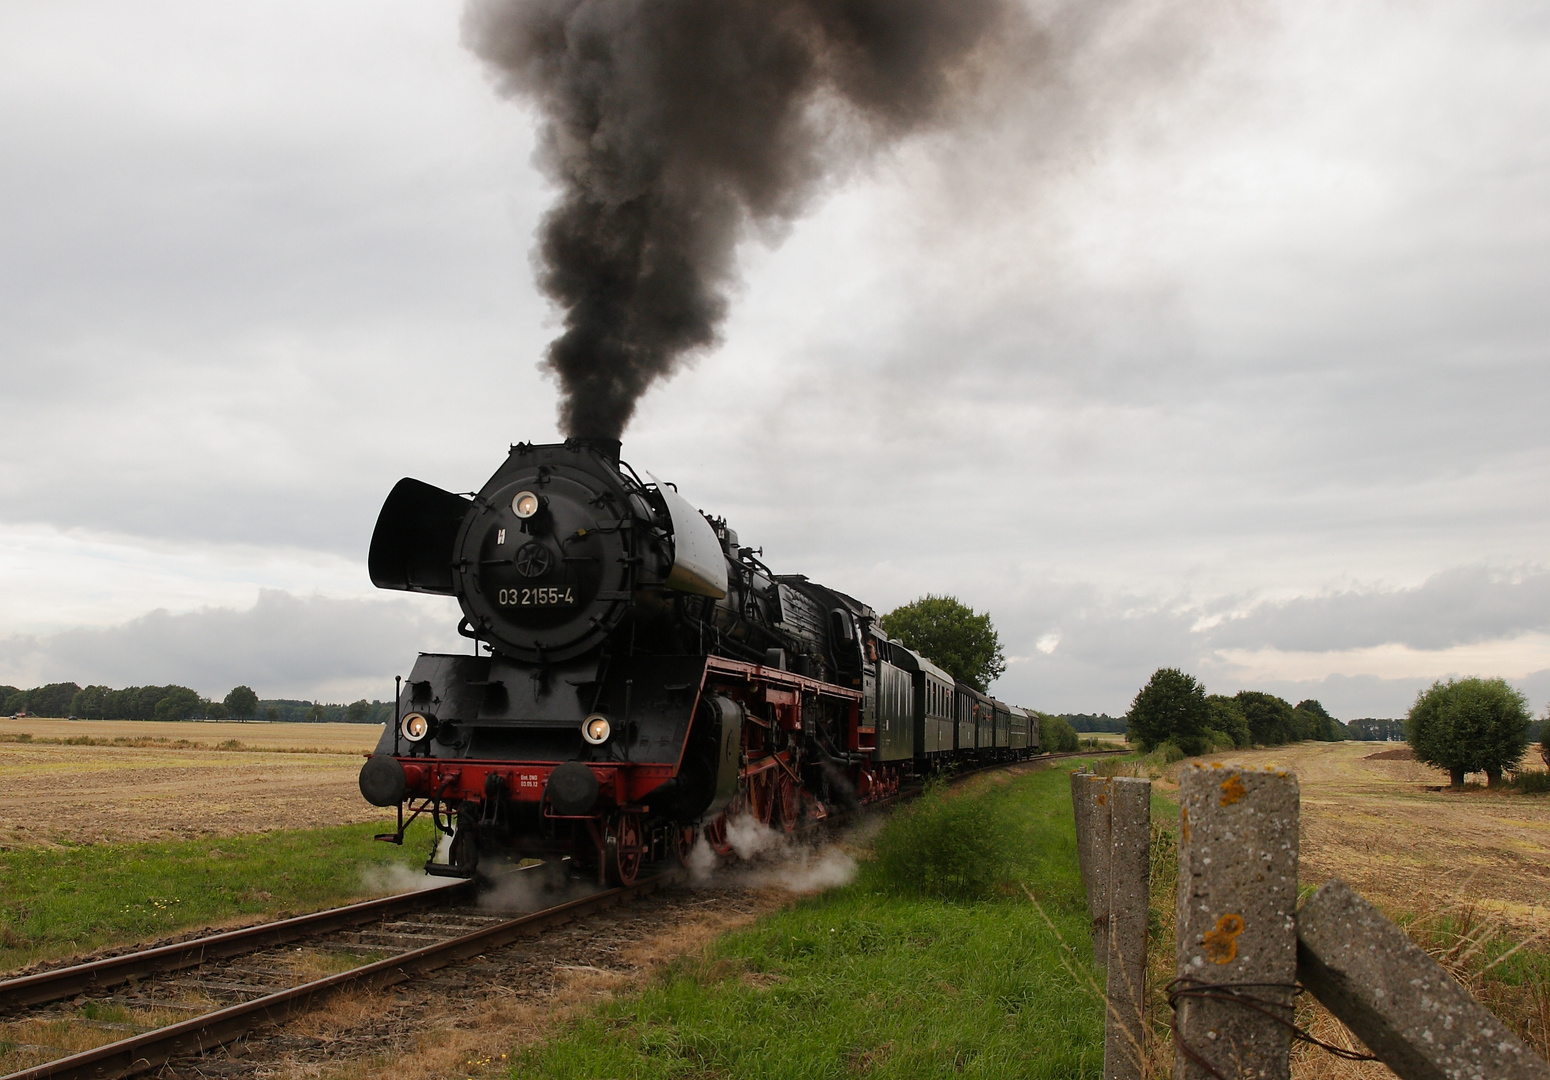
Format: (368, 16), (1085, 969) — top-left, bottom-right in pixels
(514, 765), (1106, 1079)
(0, 818), (434, 972)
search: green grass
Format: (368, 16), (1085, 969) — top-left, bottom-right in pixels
(0, 818), (434, 972)
(515, 767), (1104, 1079)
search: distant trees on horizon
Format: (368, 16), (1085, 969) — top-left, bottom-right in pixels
(1057, 713), (1128, 733)
(1119, 667), (1545, 782)
(1124, 667), (1349, 756)
(1, 682), (392, 725)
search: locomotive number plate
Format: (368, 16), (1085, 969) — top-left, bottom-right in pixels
(498, 586), (575, 607)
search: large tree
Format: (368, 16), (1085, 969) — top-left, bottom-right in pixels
(879, 595), (1006, 693)
(152, 686), (201, 722)
(70, 685), (112, 720)
(1127, 668), (1211, 754)
(1235, 691), (1298, 746)
(1293, 699), (1347, 742)
(1407, 677), (1531, 788)
(224, 686), (259, 720)
(29, 682), (82, 719)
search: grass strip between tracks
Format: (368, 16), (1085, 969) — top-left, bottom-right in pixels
(515, 763), (1114, 1080)
(0, 818), (435, 973)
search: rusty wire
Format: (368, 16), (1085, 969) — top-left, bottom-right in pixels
(1165, 977), (1378, 1080)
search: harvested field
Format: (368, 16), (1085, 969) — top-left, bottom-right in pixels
(0, 719), (382, 753)
(1163, 741), (1550, 934)
(0, 722), (387, 850)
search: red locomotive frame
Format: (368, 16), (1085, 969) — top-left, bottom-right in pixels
(375, 656), (886, 885)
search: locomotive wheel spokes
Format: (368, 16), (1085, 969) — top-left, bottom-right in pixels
(674, 824), (699, 865)
(776, 772), (799, 833)
(606, 810), (644, 887)
(705, 812), (732, 856)
(749, 770), (775, 826)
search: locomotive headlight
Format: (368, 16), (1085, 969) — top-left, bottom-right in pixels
(400, 712), (431, 743)
(512, 490), (541, 519)
(582, 713), (612, 745)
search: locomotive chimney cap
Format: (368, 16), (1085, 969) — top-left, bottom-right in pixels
(567, 437), (622, 464)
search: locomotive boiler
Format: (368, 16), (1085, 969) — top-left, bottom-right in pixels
(358, 438), (1036, 883)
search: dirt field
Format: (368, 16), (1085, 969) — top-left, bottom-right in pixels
(1165, 741), (1550, 933)
(0, 722), (388, 849)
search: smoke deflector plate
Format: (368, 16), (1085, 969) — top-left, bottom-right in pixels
(652, 476), (728, 599)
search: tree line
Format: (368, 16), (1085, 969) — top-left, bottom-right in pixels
(2, 682), (393, 725)
(1346, 717), (1407, 741)
(1125, 668), (1349, 756)
(1059, 713), (1127, 733)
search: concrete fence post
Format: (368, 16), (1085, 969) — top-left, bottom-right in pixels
(1104, 776), (1152, 1080)
(1297, 878), (1550, 1080)
(1072, 766), (1092, 893)
(1174, 763), (1300, 1080)
(1075, 773), (1113, 966)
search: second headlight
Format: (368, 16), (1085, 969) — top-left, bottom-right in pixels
(582, 713), (611, 745)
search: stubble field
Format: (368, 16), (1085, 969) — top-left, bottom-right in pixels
(1165, 740), (1550, 933)
(0, 720), (384, 849)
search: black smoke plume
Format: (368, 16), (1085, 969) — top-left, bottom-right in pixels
(463, 0), (1017, 439)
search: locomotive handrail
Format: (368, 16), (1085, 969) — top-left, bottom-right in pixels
(704, 655), (863, 700)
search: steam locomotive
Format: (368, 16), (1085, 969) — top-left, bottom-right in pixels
(358, 439), (1037, 883)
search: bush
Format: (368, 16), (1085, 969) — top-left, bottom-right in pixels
(1142, 741), (1186, 767)
(869, 782), (1012, 901)
(1509, 770), (1550, 794)
(1039, 713), (1079, 752)
(1206, 694), (1251, 748)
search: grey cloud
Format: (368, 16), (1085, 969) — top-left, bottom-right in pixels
(0, 589), (464, 701)
(1208, 567), (1550, 653)
(981, 568), (1550, 719)
(0, 1), (1547, 727)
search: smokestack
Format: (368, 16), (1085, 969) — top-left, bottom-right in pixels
(463, 0), (1016, 440)
(567, 436), (622, 466)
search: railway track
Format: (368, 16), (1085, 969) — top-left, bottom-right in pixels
(0, 748), (1123, 1080)
(0, 868), (679, 1080)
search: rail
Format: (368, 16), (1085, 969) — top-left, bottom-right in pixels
(2, 870), (678, 1080)
(0, 879), (474, 1013)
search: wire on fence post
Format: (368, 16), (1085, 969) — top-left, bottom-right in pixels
(1174, 763), (1300, 1080)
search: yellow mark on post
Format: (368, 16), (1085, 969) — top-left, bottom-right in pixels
(1096, 791), (1108, 806)
(1219, 773), (1247, 806)
(1203, 914), (1244, 964)
(1180, 805), (1190, 843)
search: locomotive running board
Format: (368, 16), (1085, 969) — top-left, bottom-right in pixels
(702, 655), (863, 702)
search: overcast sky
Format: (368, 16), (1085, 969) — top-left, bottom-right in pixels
(2, 0), (1547, 719)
